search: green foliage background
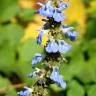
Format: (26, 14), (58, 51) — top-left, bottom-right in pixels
(0, 0), (96, 96)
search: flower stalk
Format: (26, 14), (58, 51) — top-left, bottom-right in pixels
(18, 0), (78, 96)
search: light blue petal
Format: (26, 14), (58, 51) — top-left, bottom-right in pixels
(51, 41), (59, 53)
(58, 3), (68, 11)
(32, 54), (43, 66)
(45, 42), (52, 53)
(59, 41), (71, 53)
(53, 10), (65, 22)
(37, 33), (42, 45)
(28, 72), (36, 78)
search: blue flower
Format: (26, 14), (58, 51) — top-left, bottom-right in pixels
(58, 40), (71, 53)
(28, 68), (41, 78)
(37, 33), (42, 45)
(32, 53), (44, 66)
(18, 87), (32, 96)
(37, 28), (48, 45)
(50, 67), (66, 89)
(62, 27), (74, 33)
(58, 75), (67, 88)
(62, 28), (78, 41)
(61, 24), (68, 28)
(68, 31), (78, 41)
(45, 40), (59, 53)
(45, 42), (52, 53)
(58, 3), (69, 11)
(62, 27), (78, 41)
(27, 71), (36, 78)
(51, 40), (59, 53)
(53, 10), (65, 22)
(18, 90), (28, 96)
(37, 1), (54, 17)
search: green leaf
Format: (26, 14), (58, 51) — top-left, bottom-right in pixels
(15, 61), (36, 85)
(59, 44), (84, 81)
(0, 43), (15, 73)
(84, 19), (96, 40)
(49, 84), (63, 92)
(87, 85), (96, 96)
(60, 40), (96, 84)
(4, 24), (24, 45)
(0, 76), (10, 88)
(17, 39), (44, 84)
(0, 76), (17, 96)
(0, 24), (24, 46)
(19, 9), (35, 21)
(76, 64), (96, 83)
(0, 0), (20, 22)
(1, 5), (20, 22)
(18, 39), (44, 63)
(0, 24), (24, 74)
(5, 87), (17, 96)
(67, 80), (84, 96)
(87, 39), (96, 59)
(76, 40), (96, 83)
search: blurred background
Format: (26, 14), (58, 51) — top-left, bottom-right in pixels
(0, 0), (96, 96)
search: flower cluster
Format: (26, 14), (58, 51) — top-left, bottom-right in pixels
(18, 0), (78, 96)
(45, 40), (71, 53)
(33, 0), (78, 89)
(36, 0), (69, 22)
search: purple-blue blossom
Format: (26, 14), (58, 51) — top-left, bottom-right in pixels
(50, 67), (66, 89)
(18, 90), (28, 96)
(28, 68), (41, 78)
(53, 10), (65, 22)
(18, 87), (32, 96)
(32, 53), (44, 66)
(45, 40), (71, 53)
(45, 42), (52, 53)
(58, 2), (69, 11)
(36, 1), (68, 22)
(61, 24), (68, 28)
(45, 40), (59, 53)
(36, 1), (54, 17)
(37, 28), (48, 45)
(62, 27), (78, 41)
(27, 71), (36, 78)
(68, 31), (78, 41)
(37, 33), (42, 45)
(58, 40), (71, 53)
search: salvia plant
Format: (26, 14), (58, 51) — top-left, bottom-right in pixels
(18, 0), (78, 96)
